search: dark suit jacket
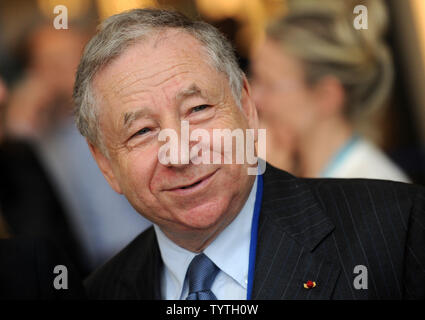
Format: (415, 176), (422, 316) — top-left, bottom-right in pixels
(0, 140), (89, 276)
(0, 237), (86, 299)
(85, 163), (425, 299)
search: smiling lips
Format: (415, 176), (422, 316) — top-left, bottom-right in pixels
(166, 169), (218, 195)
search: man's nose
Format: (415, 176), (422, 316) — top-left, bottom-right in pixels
(158, 118), (194, 168)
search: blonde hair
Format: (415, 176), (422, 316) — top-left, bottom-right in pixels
(266, 0), (393, 122)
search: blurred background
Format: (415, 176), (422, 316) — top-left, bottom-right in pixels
(1, 0), (425, 278)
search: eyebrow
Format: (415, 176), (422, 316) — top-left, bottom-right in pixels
(175, 84), (206, 103)
(122, 109), (151, 128)
(122, 84), (206, 128)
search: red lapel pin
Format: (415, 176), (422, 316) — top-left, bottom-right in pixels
(303, 280), (317, 289)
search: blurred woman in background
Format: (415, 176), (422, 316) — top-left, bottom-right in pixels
(250, 0), (409, 182)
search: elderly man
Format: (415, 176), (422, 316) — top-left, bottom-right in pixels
(75, 9), (425, 300)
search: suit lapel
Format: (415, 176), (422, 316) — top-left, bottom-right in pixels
(252, 164), (340, 299)
(135, 230), (162, 299)
(120, 227), (163, 299)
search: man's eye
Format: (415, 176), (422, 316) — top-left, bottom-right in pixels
(191, 105), (209, 113)
(134, 127), (150, 136)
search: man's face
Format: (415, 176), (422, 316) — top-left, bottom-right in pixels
(91, 30), (257, 242)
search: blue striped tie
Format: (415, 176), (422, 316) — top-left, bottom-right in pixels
(185, 253), (219, 300)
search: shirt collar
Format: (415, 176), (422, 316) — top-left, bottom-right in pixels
(204, 175), (257, 289)
(154, 224), (195, 298)
(154, 174), (258, 298)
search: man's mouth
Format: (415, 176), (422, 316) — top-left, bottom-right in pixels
(180, 180), (203, 189)
(166, 169), (218, 195)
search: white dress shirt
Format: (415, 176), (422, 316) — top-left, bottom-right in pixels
(154, 175), (258, 300)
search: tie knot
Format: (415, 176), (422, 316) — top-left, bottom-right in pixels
(186, 253), (219, 300)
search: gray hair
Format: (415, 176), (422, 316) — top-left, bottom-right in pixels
(73, 8), (244, 151)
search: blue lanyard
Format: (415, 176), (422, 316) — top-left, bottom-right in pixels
(246, 173), (264, 300)
(320, 135), (360, 177)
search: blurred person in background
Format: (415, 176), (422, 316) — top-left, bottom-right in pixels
(0, 70), (88, 275)
(0, 76), (10, 240)
(3, 23), (151, 270)
(250, 0), (409, 182)
(1, 74), (85, 299)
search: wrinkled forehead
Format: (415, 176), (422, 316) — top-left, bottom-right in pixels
(92, 28), (218, 99)
(96, 29), (211, 79)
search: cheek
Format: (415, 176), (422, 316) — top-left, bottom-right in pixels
(116, 146), (158, 208)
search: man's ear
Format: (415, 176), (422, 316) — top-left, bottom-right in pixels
(240, 76), (259, 136)
(87, 141), (123, 194)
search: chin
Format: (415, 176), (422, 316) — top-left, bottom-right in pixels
(174, 197), (230, 231)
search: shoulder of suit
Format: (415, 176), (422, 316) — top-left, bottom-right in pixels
(265, 161), (423, 220)
(301, 175), (425, 221)
(84, 226), (157, 297)
(302, 175), (421, 193)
